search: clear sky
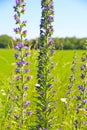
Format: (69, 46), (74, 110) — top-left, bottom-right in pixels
(0, 0), (87, 39)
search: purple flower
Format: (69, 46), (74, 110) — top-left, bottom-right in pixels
(14, 53), (19, 58)
(27, 76), (32, 80)
(51, 49), (54, 54)
(16, 18), (20, 23)
(82, 121), (87, 125)
(39, 91), (44, 95)
(17, 61), (25, 66)
(14, 114), (19, 119)
(76, 108), (79, 113)
(13, 6), (17, 11)
(82, 87), (86, 91)
(25, 52), (30, 56)
(23, 20), (27, 25)
(76, 96), (81, 100)
(80, 65), (85, 70)
(46, 27), (50, 34)
(78, 103), (82, 108)
(44, 54), (47, 58)
(36, 125), (41, 129)
(48, 15), (53, 22)
(78, 85), (86, 91)
(16, 76), (20, 80)
(23, 30), (27, 35)
(51, 62), (55, 65)
(22, 3), (26, 7)
(53, 90), (56, 93)
(48, 38), (53, 46)
(17, 43), (24, 48)
(49, 123), (52, 127)
(25, 62), (30, 65)
(13, 96), (18, 100)
(19, 122), (22, 126)
(48, 84), (53, 88)
(24, 85), (29, 90)
(28, 111), (33, 115)
(14, 14), (20, 23)
(42, 6), (50, 11)
(24, 69), (30, 73)
(41, 18), (45, 25)
(15, 37), (20, 41)
(14, 27), (20, 33)
(48, 69), (50, 73)
(14, 14), (17, 19)
(40, 29), (44, 34)
(74, 120), (78, 128)
(15, 68), (20, 73)
(81, 57), (86, 61)
(37, 128), (42, 130)
(78, 85), (83, 89)
(49, 108), (52, 112)
(40, 75), (44, 79)
(38, 115), (41, 120)
(83, 99), (87, 104)
(24, 46), (29, 50)
(80, 73), (85, 79)
(24, 101), (30, 108)
(15, 43), (24, 49)
(42, 107), (46, 112)
(16, 0), (20, 5)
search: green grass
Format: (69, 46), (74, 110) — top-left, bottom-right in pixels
(0, 49), (83, 81)
(0, 49), (84, 129)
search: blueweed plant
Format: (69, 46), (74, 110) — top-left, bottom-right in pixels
(60, 51), (78, 130)
(35, 0), (57, 130)
(66, 52), (79, 130)
(62, 49), (87, 130)
(75, 50), (87, 129)
(6, 0), (32, 129)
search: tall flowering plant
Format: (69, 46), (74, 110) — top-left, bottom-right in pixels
(63, 52), (78, 130)
(6, 0), (32, 129)
(35, 0), (57, 129)
(60, 51), (77, 129)
(75, 51), (87, 129)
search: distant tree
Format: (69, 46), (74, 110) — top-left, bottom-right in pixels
(0, 34), (86, 50)
(0, 35), (15, 48)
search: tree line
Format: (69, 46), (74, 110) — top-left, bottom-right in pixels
(0, 35), (87, 50)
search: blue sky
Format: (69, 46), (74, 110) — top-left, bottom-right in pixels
(0, 0), (87, 39)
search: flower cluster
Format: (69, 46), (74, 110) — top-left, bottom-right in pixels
(75, 51), (87, 129)
(62, 51), (87, 130)
(35, 0), (56, 129)
(61, 51), (78, 130)
(6, 0), (32, 129)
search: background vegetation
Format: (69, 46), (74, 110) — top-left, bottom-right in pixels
(0, 35), (87, 50)
(0, 49), (84, 129)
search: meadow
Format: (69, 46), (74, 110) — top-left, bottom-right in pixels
(0, 49), (84, 129)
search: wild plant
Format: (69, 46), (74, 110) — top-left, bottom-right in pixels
(60, 51), (78, 130)
(35, 0), (57, 130)
(5, 0), (32, 129)
(75, 50), (87, 129)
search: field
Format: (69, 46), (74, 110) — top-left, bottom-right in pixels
(0, 49), (84, 129)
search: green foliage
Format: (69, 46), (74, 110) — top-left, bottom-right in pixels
(0, 35), (15, 48)
(0, 35), (87, 50)
(29, 37), (87, 50)
(54, 37), (87, 50)
(0, 49), (85, 129)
